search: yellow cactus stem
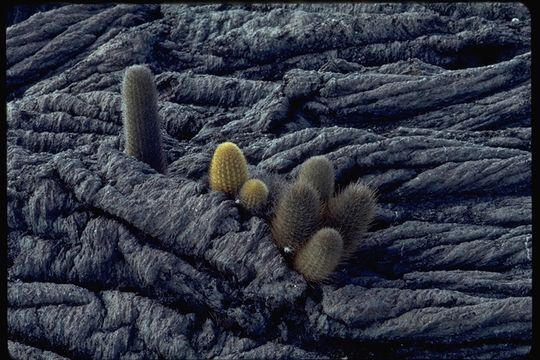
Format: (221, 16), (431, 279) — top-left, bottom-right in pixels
(239, 179), (269, 211)
(209, 142), (249, 196)
(294, 227), (343, 282)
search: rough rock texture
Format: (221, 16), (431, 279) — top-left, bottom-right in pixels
(6, 4), (65, 27)
(7, 4), (531, 359)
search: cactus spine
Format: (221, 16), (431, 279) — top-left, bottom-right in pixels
(327, 182), (377, 259)
(239, 179), (269, 210)
(271, 181), (321, 251)
(294, 227), (343, 282)
(209, 142), (249, 196)
(122, 65), (166, 173)
(297, 156), (335, 202)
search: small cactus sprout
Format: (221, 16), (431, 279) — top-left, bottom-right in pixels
(294, 227), (343, 282)
(327, 182), (377, 260)
(122, 65), (166, 173)
(209, 142), (249, 196)
(297, 156), (335, 202)
(271, 181), (321, 251)
(239, 179), (269, 211)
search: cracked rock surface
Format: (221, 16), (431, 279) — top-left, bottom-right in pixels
(7, 3), (531, 359)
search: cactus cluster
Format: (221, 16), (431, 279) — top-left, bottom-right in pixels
(272, 155), (377, 282)
(207, 148), (377, 282)
(209, 142), (268, 211)
(120, 65), (376, 283)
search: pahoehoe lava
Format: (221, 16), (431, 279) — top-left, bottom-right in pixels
(7, 3), (531, 359)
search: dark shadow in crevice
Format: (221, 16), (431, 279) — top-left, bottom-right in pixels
(446, 44), (525, 70)
(301, 336), (531, 360)
(268, 96), (322, 136)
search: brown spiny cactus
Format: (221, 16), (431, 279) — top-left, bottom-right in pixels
(294, 227), (343, 282)
(297, 155), (335, 202)
(271, 181), (321, 252)
(327, 182), (377, 260)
